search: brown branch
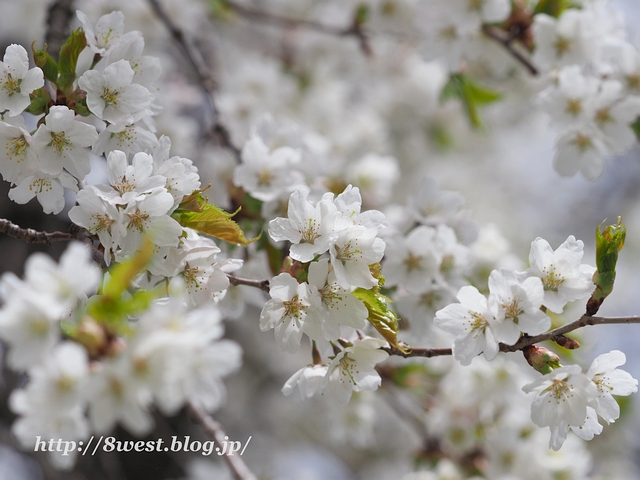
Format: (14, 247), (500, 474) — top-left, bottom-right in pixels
(146, 0), (241, 159)
(187, 401), (257, 480)
(45, 0), (76, 60)
(223, 1), (372, 56)
(0, 218), (72, 245)
(386, 315), (640, 359)
(481, 25), (538, 76)
(226, 274), (270, 294)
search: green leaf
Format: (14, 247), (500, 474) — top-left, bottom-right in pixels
(354, 4), (369, 25)
(631, 116), (640, 140)
(57, 28), (87, 93)
(25, 88), (52, 115)
(442, 74), (501, 128)
(352, 287), (409, 353)
(85, 237), (156, 332)
(102, 236), (155, 299)
(587, 217), (625, 315)
(533, 0), (577, 17)
(31, 42), (58, 84)
(171, 191), (261, 246)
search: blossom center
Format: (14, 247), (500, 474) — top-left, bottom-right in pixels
(542, 267), (564, 291)
(48, 131), (72, 155)
(338, 355), (358, 385)
(547, 378), (570, 400)
(101, 87), (120, 106)
(127, 209), (150, 232)
(554, 37), (571, 56)
(333, 240), (361, 262)
(404, 252), (423, 272)
(29, 178), (53, 194)
(6, 135), (28, 162)
(502, 298), (524, 323)
(565, 99), (582, 116)
(300, 218), (319, 243)
(257, 170), (273, 186)
(1, 72), (21, 96)
(283, 294), (307, 322)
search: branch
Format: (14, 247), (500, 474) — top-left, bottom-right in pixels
(146, 0), (241, 158)
(386, 315), (640, 358)
(500, 314), (640, 352)
(226, 274), (270, 294)
(481, 25), (538, 76)
(223, 1), (372, 56)
(187, 401), (257, 480)
(45, 0), (76, 60)
(0, 218), (72, 245)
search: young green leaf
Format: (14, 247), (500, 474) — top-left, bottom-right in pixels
(352, 287), (409, 353)
(171, 191), (261, 246)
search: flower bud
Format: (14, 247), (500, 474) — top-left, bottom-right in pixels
(587, 217), (625, 315)
(523, 345), (561, 374)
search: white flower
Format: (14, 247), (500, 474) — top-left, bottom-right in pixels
(268, 189), (338, 262)
(152, 154), (201, 208)
(0, 44), (44, 116)
(92, 121), (158, 157)
(76, 10), (133, 55)
(87, 353), (154, 435)
(434, 285), (499, 365)
(488, 268), (550, 342)
(0, 296), (61, 369)
(329, 226), (385, 289)
(23, 241), (101, 311)
(383, 226), (441, 294)
(30, 106), (98, 178)
(96, 150), (166, 204)
(586, 350), (638, 424)
(0, 115), (38, 184)
(522, 365), (598, 451)
(553, 126), (608, 180)
(233, 134), (304, 201)
(526, 236), (595, 314)
(10, 343), (90, 468)
(532, 11), (594, 71)
(330, 184), (387, 232)
(282, 364), (329, 400)
(118, 188), (183, 255)
(591, 79), (640, 155)
(68, 186), (122, 263)
(539, 66), (598, 129)
(259, 273), (321, 353)
(78, 59), (153, 124)
(8, 170), (78, 215)
(307, 258), (368, 340)
(324, 336), (388, 404)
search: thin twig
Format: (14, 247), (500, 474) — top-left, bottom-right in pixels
(226, 274), (270, 294)
(187, 401), (257, 480)
(45, 0), (76, 60)
(481, 25), (538, 76)
(146, 0), (241, 158)
(385, 314), (640, 359)
(499, 314), (640, 352)
(223, 0), (372, 56)
(0, 218), (72, 245)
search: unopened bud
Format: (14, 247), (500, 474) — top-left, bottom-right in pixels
(75, 317), (108, 357)
(523, 345), (561, 374)
(587, 217), (625, 315)
(554, 335), (580, 350)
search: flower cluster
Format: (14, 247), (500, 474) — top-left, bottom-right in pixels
(523, 350), (638, 450)
(0, 242), (241, 469)
(261, 184), (389, 402)
(434, 235), (595, 365)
